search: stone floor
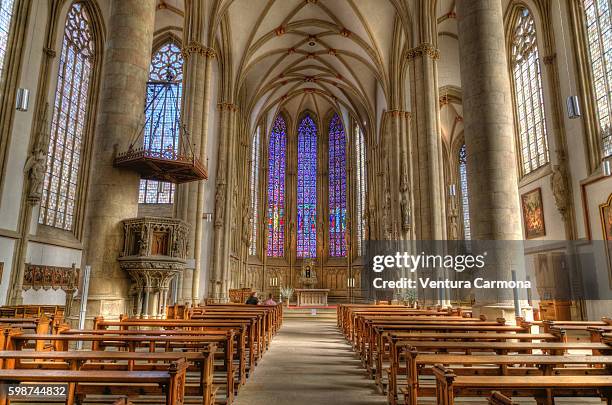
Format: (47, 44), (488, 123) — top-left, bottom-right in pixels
(233, 317), (599, 405)
(233, 317), (387, 405)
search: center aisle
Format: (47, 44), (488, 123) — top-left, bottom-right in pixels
(233, 317), (387, 405)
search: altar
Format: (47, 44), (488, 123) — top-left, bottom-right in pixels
(295, 289), (329, 307)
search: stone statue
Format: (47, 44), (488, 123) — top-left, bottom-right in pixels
(214, 183), (225, 228)
(24, 103), (50, 204)
(243, 204), (252, 245)
(447, 206), (459, 240)
(550, 164), (570, 222)
(399, 171), (411, 232)
(382, 189), (392, 240)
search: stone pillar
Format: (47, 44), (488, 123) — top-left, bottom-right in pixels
(175, 0), (216, 305)
(82, 0), (156, 319)
(457, 0), (525, 316)
(408, 44), (446, 240)
(210, 103), (237, 301)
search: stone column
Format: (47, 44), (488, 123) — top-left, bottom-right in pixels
(82, 0), (156, 318)
(175, 0), (216, 305)
(457, 0), (525, 316)
(408, 44), (446, 240)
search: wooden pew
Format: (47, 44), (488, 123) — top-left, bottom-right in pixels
(0, 357), (187, 405)
(432, 364), (612, 405)
(401, 353), (612, 405)
(8, 333), (236, 404)
(97, 317), (254, 378)
(0, 350), (217, 405)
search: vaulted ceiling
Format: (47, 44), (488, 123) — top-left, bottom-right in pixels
(155, 0), (462, 135)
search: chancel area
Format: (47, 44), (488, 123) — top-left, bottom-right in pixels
(0, 0), (612, 404)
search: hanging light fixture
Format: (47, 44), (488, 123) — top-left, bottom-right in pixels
(15, 88), (29, 112)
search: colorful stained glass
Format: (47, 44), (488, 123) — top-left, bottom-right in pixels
(511, 8), (550, 174)
(0, 0), (15, 81)
(138, 42), (183, 204)
(459, 144), (471, 240)
(267, 115), (286, 257)
(355, 123), (367, 256)
(249, 126), (261, 255)
(584, 0), (612, 157)
(39, 2), (94, 231)
(297, 114), (317, 258)
(329, 114), (346, 257)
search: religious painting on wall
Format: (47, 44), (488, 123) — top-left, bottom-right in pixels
(600, 193), (612, 276)
(521, 188), (546, 239)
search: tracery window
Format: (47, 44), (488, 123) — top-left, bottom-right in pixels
(249, 126), (261, 255)
(297, 114), (317, 258)
(583, 0), (612, 157)
(267, 115), (287, 257)
(39, 2), (95, 231)
(0, 0), (15, 83)
(510, 8), (550, 175)
(138, 42), (183, 204)
(328, 113), (346, 257)
(355, 123), (367, 256)
(458, 144), (471, 240)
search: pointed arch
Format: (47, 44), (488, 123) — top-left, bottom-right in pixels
(507, 5), (550, 176)
(296, 111), (318, 258)
(328, 112), (347, 257)
(266, 113), (288, 257)
(39, 1), (101, 231)
(138, 39), (184, 204)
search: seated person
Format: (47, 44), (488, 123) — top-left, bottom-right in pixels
(263, 293), (277, 305)
(245, 291), (259, 305)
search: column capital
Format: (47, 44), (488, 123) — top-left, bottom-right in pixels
(384, 109), (411, 119)
(406, 43), (440, 61)
(217, 102), (239, 112)
(181, 41), (216, 59)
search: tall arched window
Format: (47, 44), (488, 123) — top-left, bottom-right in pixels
(355, 123), (367, 256)
(39, 2), (95, 231)
(138, 42), (183, 204)
(249, 125), (261, 255)
(328, 113), (346, 257)
(267, 115), (286, 257)
(297, 114), (317, 258)
(458, 144), (471, 240)
(0, 0), (15, 83)
(583, 0), (612, 157)
(510, 8), (549, 175)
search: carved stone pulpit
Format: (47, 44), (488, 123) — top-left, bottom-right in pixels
(118, 217), (189, 318)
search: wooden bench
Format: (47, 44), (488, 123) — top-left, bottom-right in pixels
(399, 353), (612, 405)
(431, 364), (612, 405)
(8, 333), (236, 404)
(0, 358), (187, 405)
(0, 350), (217, 405)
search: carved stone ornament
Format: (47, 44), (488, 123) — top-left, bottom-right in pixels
(399, 172), (411, 232)
(550, 164), (571, 222)
(214, 183), (226, 228)
(23, 263), (79, 291)
(119, 217), (189, 318)
(382, 189), (393, 240)
(24, 103), (50, 204)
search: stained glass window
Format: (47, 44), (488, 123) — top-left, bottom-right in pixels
(267, 115), (286, 257)
(458, 144), (471, 240)
(355, 123), (367, 256)
(583, 0), (612, 157)
(328, 114), (346, 257)
(138, 42), (183, 204)
(0, 0), (15, 83)
(511, 8), (549, 175)
(39, 2), (94, 231)
(297, 114), (317, 258)
(249, 126), (261, 255)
